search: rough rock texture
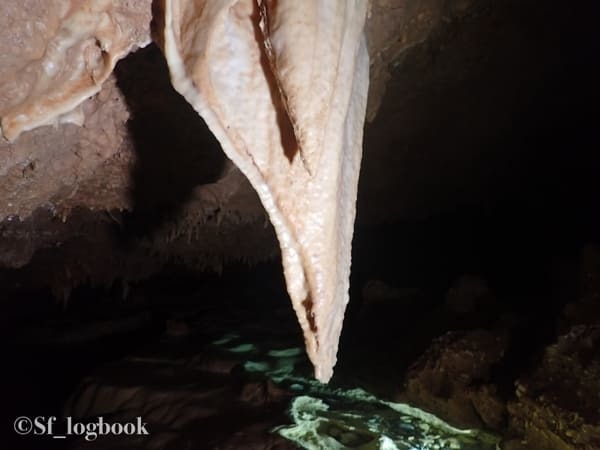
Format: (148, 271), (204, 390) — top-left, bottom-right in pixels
(0, 43), (275, 285)
(365, 0), (473, 120)
(0, 0), (465, 276)
(0, 76), (132, 221)
(3, 0), (596, 373)
(508, 326), (600, 450)
(399, 328), (509, 430)
(0, 0), (152, 141)
(0, 206), (279, 303)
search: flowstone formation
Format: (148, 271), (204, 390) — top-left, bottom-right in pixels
(158, 0), (370, 382)
(0, 0), (476, 382)
(0, 0), (152, 141)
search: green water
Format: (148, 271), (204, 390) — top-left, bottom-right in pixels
(213, 335), (500, 450)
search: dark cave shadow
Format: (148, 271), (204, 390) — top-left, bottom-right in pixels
(113, 44), (226, 241)
(151, 0), (298, 168)
(250, 1), (299, 164)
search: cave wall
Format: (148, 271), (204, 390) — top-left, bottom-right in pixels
(1, 0), (598, 294)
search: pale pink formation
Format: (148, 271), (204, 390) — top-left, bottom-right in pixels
(162, 0), (369, 382)
(0, 0), (151, 142)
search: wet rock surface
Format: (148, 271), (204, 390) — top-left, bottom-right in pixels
(5, 263), (503, 450)
(395, 321), (600, 450)
(5, 268), (303, 449)
(392, 244), (600, 450)
(399, 328), (509, 430)
(5, 237), (600, 450)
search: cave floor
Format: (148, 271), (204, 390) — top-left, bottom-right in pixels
(3, 265), (503, 450)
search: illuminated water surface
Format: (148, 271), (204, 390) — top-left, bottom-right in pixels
(213, 334), (499, 450)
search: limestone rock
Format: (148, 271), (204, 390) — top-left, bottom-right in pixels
(0, 0), (152, 141)
(400, 328), (508, 429)
(508, 326), (600, 450)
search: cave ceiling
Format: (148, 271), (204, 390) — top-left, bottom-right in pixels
(0, 0), (459, 272)
(0, 0), (590, 290)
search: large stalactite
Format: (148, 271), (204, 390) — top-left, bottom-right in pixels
(159, 0), (370, 382)
(0, 0), (477, 381)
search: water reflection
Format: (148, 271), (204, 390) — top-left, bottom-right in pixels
(214, 334), (499, 450)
